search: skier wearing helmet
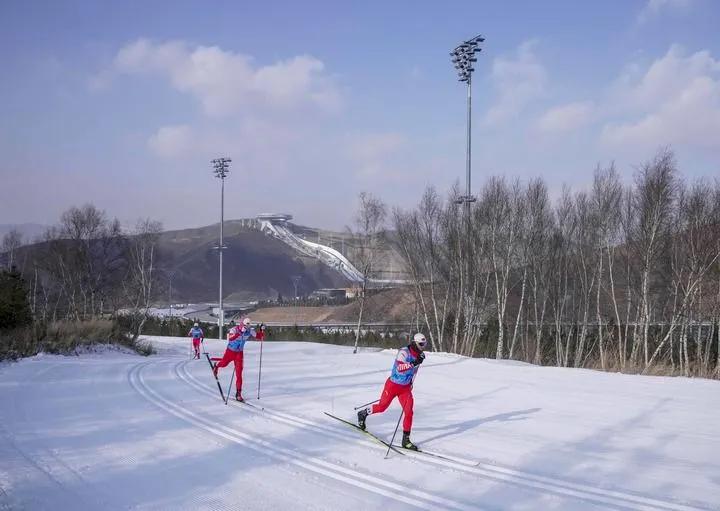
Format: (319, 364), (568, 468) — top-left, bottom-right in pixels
(357, 333), (427, 450)
(213, 317), (257, 401)
(188, 322), (204, 359)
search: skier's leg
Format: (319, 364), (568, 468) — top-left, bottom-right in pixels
(360, 380), (394, 429)
(216, 349), (234, 367)
(215, 348), (234, 375)
(398, 390), (414, 432)
(371, 380), (398, 415)
(234, 351), (244, 400)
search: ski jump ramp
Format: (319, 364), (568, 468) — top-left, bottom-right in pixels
(257, 213), (403, 285)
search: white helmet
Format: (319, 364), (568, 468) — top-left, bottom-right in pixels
(194, 322), (199, 327)
(413, 333), (427, 349)
(242, 318), (251, 326)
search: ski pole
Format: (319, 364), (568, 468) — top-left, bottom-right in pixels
(224, 367), (235, 405)
(354, 399), (380, 410)
(385, 368), (419, 458)
(386, 410), (404, 459)
(257, 338), (264, 400)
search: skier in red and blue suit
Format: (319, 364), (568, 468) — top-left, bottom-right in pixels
(357, 333), (427, 450)
(213, 317), (256, 401)
(188, 323), (204, 359)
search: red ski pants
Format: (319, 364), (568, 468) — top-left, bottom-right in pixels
(371, 379), (414, 432)
(216, 349), (244, 392)
(192, 339), (201, 352)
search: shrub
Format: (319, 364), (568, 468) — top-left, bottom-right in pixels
(266, 325), (406, 350)
(0, 318), (156, 360)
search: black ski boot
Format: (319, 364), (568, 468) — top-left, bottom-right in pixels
(357, 408), (369, 430)
(235, 390), (244, 402)
(402, 431), (418, 451)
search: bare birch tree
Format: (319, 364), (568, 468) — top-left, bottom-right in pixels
(350, 192), (387, 354)
(2, 229), (23, 270)
(123, 219), (163, 343)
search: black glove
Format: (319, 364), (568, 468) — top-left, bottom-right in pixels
(412, 352), (425, 367)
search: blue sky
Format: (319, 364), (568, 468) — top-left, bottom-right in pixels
(1, 0), (719, 231)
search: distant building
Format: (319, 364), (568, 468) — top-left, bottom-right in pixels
(344, 287), (360, 299)
(309, 288), (347, 300)
(211, 304), (254, 320)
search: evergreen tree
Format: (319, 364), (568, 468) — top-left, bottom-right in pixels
(0, 266), (32, 329)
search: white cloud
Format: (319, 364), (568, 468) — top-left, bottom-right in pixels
(483, 40), (547, 126)
(110, 39), (341, 117)
(601, 45), (720, 151)
(348, 132), (407, 178)
(637, 0), (692, 24)
(147, 124), (193, 158)
(614, 45), (719, 110)
(536, 101), (595, 134)
(95, 38), (347, 177)
(349, 133), (406, 161)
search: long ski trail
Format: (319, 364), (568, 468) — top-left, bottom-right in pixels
(394, 445), (459, 462)
(131, 361), (483, 511)
(178, 358), (713, 511)
(232, 398), (264, 411)
(324, 412), (404, 456)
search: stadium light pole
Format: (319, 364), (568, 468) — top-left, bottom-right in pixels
(212, 157), (231, 341)
(167, 270), (176, 319)
(450, 34), (484, 214)
(291, 275), (302, 326)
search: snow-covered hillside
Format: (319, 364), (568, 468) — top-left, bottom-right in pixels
(0, 338), (717, 510)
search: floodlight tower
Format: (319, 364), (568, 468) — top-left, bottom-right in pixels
(212, 157), (231, 340)
(291, 275), (302, 326)
(450, 34), (484, 214)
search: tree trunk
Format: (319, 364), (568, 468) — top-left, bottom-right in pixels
(353, 281), (367, 354)
(510, 268), (527, 359)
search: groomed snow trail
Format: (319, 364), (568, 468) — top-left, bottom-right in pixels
(0, 337), (718, 510)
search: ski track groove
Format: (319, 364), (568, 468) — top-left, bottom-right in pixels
(175, 357), (711, 511)
(0, 361), (113, 511)
(176, 359), (384, 449)
(130, 360), (484, 511)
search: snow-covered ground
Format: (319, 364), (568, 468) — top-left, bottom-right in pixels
(0, 337), (718, 510)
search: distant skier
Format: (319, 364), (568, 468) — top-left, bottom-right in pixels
(188, 322), (204, 359)
(357, 333), (427, 450)
(255, 323), (266, 341)
(213, 317), (257, 401)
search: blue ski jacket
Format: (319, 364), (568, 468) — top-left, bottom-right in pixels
(226, 325), (256, 352)
(389, 345), (421, 386)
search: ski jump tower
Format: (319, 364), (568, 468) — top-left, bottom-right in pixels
(256, 213), (368, 283)
(257, 213), (406, 285)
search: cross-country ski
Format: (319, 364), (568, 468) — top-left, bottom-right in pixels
(324, 412), (405, 456)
